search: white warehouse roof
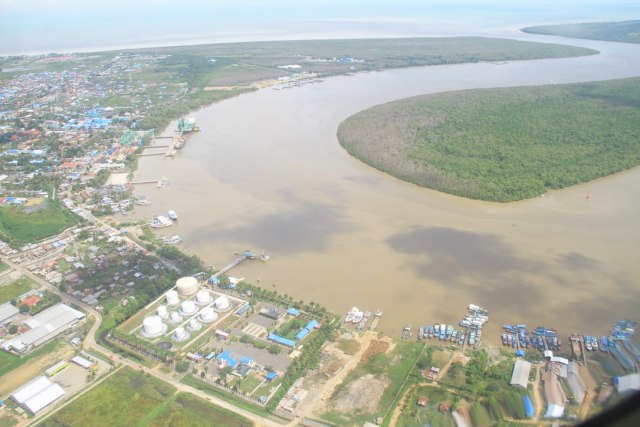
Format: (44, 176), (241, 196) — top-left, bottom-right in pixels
(0, 302), (19, 325)
(510, 359), (532, 389)
(2, 303), (85, 353)
(11, 375), (65, 413)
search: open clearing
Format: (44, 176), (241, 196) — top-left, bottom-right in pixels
(0, 341), (73, 393)
(38, 367), (253, 427)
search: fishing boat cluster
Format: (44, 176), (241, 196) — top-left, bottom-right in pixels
(500, 319), (639, 371)
(410, 304), (489, 347)
(501, 325), (561, 352)
(149, 210), (178, 228)
(344, 306), (383, 331)
(569, 320), (639, 371)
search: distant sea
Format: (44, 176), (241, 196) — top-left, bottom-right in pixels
(1, 2), (639, 56)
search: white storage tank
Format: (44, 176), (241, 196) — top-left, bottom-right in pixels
(142, 315), (165, 338)
(180, 300), (197, 316)
(166, 290), (179, 305)
(199, 307), (218, 323)
(195, 290), (212, 305)
(188, 318), (202, 331)
(157, 305), (168, 318)
(169, 311), (183, 324)
(176, 276), (198, 297)
(213, 296), (231, 312)
(172, 327), (189, 342)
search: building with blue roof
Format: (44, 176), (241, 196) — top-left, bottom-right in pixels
(523, 395), (534, 418)
(287, 308), (300, 316)
(295, 328), (309, 340)
(240, 356), (253, 366)
(268, 333), (296, 348)
(266, 372), (277, 381)
(304, 320), (318, 331)
(216, 351), (237, 368)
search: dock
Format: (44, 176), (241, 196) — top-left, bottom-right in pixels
(211, 250), (269, 279)
(136, 152), (166, 157)
(368, 317), (379, 331)
(131, 180), (161, 185)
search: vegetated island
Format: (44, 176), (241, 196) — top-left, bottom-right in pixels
(522, 20), (640, 44)
(338, 77), (640, 202)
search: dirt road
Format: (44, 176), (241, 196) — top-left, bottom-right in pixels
(296, 331), (377, 420)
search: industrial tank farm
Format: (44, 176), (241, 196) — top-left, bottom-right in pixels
(130, 276), (245, 346)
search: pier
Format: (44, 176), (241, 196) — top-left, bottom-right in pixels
(137, 152), (166, 157)
(131, 180), (161, 185)
(211, 250), (269, 279)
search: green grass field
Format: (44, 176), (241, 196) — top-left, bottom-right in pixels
(338, 77), (640, 202)
(0, 262), (9, 273)
(39, 367), (253, 427)
(0, 276), (34, 304)
(0, 200), (80, 246)
(522, 20), (640, 44)
(0, 340), (62, 378)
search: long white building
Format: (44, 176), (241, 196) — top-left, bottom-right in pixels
(11, 376), (65, 414)
(1, 303), (85, 353)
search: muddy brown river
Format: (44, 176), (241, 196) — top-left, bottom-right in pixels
(132, 35), (640, 341)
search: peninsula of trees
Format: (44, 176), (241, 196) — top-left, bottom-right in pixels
(522, 20), (640, 44)
(338, 77), (640, 202)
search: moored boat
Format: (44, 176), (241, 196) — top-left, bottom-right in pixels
(150, 215), (173, 228)
(168, 210), (178, 220)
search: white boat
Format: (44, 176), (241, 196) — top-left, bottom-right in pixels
(163, 235), (182, 245)
(134, 197), (151, 206)
(374, 309), (383, 317)
(168, 210), (178, 220)
(157, 177), (169, 188)
(150, 215), (173, 228)
(352, 310), (364, 324)
(345, 306), (358, 323)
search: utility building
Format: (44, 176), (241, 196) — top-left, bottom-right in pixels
(510, 359), (532, 389)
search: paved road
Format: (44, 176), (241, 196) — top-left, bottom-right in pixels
(3, 255), (284, 427)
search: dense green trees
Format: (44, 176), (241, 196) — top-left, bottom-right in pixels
(339, 77), (640, 202)
(522, 20), (640, 44)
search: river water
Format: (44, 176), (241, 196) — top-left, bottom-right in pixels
(132, 34), (640, 341)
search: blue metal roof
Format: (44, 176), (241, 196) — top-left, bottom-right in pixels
(216, 351), (237, 367)
(295, 328), (309, 340)
(287, 308), (300, 316)
(523, 395), (534, 418)
(268, 333), (296, 348)
(304, 320), (318, 331)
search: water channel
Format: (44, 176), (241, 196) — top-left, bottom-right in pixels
(132, 33), (640, 340)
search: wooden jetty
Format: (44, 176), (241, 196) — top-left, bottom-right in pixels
(211, 250), (269, 279)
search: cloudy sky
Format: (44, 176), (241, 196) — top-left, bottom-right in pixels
(1, 0), (638, 55)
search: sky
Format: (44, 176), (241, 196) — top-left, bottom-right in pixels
(1, 0), (639, 55)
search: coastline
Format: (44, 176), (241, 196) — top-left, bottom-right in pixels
(127, 35), (640, 343)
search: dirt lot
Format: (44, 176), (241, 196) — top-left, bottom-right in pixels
(332, 373), (389, 414)
(361, 339), (391, 362)
(0, 343), (75, 397)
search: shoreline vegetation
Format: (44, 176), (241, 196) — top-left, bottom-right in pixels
(337, 77), (640, 202)
(522, 20), (640, 44)
(123, 36), (599, 136)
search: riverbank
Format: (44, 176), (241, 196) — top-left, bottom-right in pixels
(129, 35), (640, 344)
